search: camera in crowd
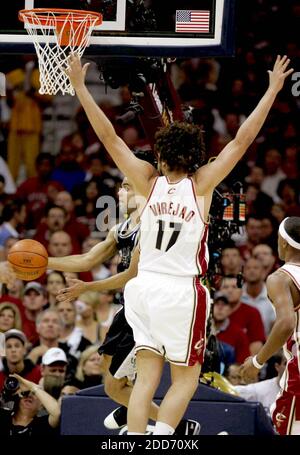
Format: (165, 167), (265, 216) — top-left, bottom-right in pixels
(1, 376), (20, 404)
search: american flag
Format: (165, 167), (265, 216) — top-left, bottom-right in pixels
(175, 10), (210, 33)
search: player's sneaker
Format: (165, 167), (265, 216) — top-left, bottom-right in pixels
(104, 405), (127, 429)
(175, 419), (201, 435)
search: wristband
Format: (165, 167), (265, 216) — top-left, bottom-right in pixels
(252, 355), (264, 369)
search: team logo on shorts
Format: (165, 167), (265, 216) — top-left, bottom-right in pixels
(275, 410), (286, 427)
(194, 338), (204, 355)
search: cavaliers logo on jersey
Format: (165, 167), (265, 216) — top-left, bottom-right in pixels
(168, 187), (176, 194)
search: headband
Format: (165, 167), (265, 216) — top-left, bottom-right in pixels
(279, 217), (300, 249)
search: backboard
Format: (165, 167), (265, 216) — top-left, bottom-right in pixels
(0, 0), (235, 57)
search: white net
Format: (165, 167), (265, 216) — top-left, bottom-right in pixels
(19, 10), (101, 96)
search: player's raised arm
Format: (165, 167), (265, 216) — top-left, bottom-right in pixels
(48, 227), (118, 272)
(195, 55), (293, 192)
(56, 247), (140, 303)
(66, 54), (157, 197)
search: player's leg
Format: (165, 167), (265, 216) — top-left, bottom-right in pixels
(104, 371), (131, 405)
(127, 349), (164, 434)
(102, 351), (160, 428)
(104, 372), (160, 425)
(103, 349), (200, 434)
(153, 362), (201, 434)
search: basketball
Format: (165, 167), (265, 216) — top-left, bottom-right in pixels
(7, 239), (48, 281)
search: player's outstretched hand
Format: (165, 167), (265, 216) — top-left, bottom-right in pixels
(0, 262), (16, 289)
(239, 356), (259, 384)
(268, 55), (294, 93)
(57, 278), (87, 303)
(65, 53), (90, 90)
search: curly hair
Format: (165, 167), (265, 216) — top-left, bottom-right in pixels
(154, 121), (206, 174)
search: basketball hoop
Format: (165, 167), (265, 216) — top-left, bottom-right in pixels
(19, 9), (102, 96)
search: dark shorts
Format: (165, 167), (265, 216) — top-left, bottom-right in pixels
(98, 307), (135, 379)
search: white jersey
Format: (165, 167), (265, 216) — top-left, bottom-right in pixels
(139, 176), (209, 277)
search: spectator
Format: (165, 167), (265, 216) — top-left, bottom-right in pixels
(6, 61), (46, 182)
(224, 363), (244, 386)
(48, 230), (73, 258)
(0, 175), (13, 219)
(244, 182), (273, 217)
(221, 244), (243, 276)
(75, 291), (102, 344)
(282, 142), (299, 180)
(213, 291), (250, 364)
(260, 147), (286, 202)
(238, 216), (262, 261)
(40, 347), (68, 399)
(16, 153), (64, 229)
(245, 166), (265, 188)
(21, 281), (48, 346)
(51, 138), (86, 193)
(277, 178), (300, 217)
(242, 257), (276, 336)
(48, 231), (93, 282)
(73, 346), (104, 389)
(259, 215), (278, 251)
(27, 310), (78, 381)
(220, 275), (265, 355)
(27, 309), (63, 365)
(46, 271), (67, 308)
(0, 329), (41, 391)
(0, 199), (26, 247)
(252, 244), (277, 279)
(83, 152), (116, 191)
(271, 202), (286, 224)
(34, 205), (86, 254)
(56, 300), (91, 360)
(5, 278), (24, 301)
(0, 302), (23, 333)
(59, 384), (79, 398)
(0, 373), (60, 435)
(34, 205), (68, 250)
(235, 351), (286, 416)
(0, 157), (16, 194)
(73, 178), (108, 232)
(55, 190), (91, 246)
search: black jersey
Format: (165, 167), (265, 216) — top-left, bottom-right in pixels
(115, 218), (140, 273)
(99, 218), (139, 376)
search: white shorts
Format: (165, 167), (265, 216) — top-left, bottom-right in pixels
(124, 271), (210, 366)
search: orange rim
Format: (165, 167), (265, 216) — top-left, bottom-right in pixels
(18, 8), (103, 26)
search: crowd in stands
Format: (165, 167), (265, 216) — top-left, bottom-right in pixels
(0, 0), (299, 434)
